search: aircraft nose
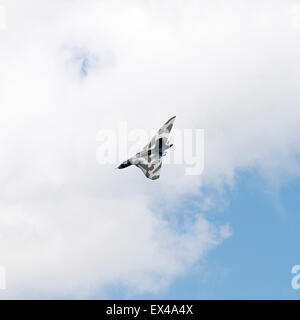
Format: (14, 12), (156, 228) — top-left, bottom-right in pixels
(117, 160), (132, 169)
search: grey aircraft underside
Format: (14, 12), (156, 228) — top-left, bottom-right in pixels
(117, 116), (176, 180)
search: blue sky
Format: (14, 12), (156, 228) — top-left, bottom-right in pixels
(165, 172), (300, 299)
(108, 171), (300, 299)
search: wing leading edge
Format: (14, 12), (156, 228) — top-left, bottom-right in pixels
(142, 116), (176, 152)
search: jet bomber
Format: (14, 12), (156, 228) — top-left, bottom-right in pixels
(117, 116), (176, 180)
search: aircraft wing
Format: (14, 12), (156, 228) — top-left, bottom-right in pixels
(142, 116), (176, 152)
(135, 158), (162, 180)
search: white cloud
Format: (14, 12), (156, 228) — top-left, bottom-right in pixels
(0, 0), (299, 298)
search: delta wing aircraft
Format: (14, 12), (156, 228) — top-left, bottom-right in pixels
(117, 116), (176, 180)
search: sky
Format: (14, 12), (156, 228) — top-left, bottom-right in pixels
(120, 171), (300, 299)
(0, 0), (300, 299)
